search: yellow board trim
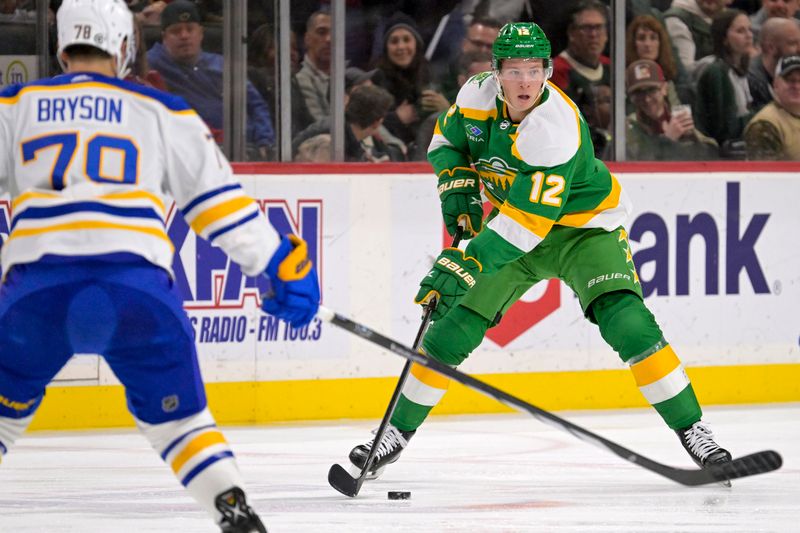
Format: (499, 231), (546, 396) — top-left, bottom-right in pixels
(410, 362), (450, 390)
(630, 345), (681, 387)
(28, 363), (800, 431)
(171, 431), (227, 473)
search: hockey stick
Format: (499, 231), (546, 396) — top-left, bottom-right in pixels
(319, 306), (782, 487)
(328, 225), (465, 497)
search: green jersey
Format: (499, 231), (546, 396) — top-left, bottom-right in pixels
(428, 73), (631, 272)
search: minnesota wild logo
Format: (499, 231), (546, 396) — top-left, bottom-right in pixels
(475, 156), (518, 191)
(473, 71), (493, 87)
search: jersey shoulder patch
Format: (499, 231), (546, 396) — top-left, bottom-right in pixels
(455, 72), (499, 115)
(514, 83), (582, 167)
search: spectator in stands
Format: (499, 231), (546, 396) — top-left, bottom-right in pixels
(626, 59), (719, 159)
(373, 12), (449, 156)
(147, 1), (275, 158)
(626, 14), (694, 106)
(462, 15), (502, 55)
(436, 16), (502, 103)
(127, 15), (167, 90)
(665, 0), (731, 77)
(552, 1), (611, 131)
(295, 134), (332, 162)
(0, 0), (35, 21)
(744, 54), (800, 158)
(248, 23), (313, 137)
(295, 10), (331, 122)
(455, 50), (493, 87)
(292, 84), (396, 162)
(345, 66), (378, 92)
(461, 0), (569, 53)
(748, 17), (800, 111)
(695, 9), (757, 156)
(750, 0), (800, 38)
(461, 0), (534, 24)
(345, 66), (408, 160)
(135, 0), (167, 26)
(413, 49), (493, 161)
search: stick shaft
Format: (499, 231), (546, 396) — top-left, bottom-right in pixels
(353, 225), (464, 487)
(317, 306), (782, 486)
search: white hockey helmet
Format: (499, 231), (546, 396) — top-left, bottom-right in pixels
(56, 0), (135, 78)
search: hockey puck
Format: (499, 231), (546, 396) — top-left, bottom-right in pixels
(388, 491), (411, 500)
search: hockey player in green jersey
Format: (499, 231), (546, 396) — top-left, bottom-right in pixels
(347, 22), (732, 482)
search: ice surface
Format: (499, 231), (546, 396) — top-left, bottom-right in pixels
(1, 404), (797, 532)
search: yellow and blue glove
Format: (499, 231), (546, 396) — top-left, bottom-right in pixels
(261, 234), (320, 327)
(414, 248), (482, 320)
(438, 170), (483, 238)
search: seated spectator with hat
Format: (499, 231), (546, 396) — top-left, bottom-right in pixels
(344, 66), (407, 160)
(625, 59), (718, 160)
(345, 66), (378, 92)
(744, 55), (800, 160)
(147, 0), (275, 158)
(291, 84), (397, 162)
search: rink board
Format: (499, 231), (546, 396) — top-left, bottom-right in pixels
(6, 163), (797, 430)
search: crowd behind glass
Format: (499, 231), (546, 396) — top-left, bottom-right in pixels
(4, 0), (799, 162)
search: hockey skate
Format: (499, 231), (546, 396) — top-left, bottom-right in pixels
(216, 487), (267, 533)
(349, 424), (415, 480)
(676, 420), (733, 487)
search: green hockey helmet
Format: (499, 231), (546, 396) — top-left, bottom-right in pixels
(491, 22), (552, 70)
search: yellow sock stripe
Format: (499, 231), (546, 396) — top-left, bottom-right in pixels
(189, 196), (255, 235)
(410, 363), (450, 390)
(170, 430), (227, 474)
(630, 345), (681, 387)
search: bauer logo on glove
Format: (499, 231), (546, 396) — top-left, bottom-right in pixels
(437, 168), (483, 238)
(435, 256), (477, 288)
(414, 248), (482, 320)
(437, 178), (477, 195)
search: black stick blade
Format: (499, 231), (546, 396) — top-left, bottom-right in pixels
(328, 463), (361, 497)
(708, 450), (783, 483)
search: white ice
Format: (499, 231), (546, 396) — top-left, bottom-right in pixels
(0, 404), (797, 532)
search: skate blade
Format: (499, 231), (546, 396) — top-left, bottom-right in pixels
(348, 462), (385, 480)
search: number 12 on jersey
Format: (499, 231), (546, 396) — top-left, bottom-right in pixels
(21, 132), (139, 189)
(529, 171), (564, 207)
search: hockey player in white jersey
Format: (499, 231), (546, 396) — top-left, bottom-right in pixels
(0, 1), (319, 531)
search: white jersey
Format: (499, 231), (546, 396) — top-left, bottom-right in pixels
(0, 72), (280, 277)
